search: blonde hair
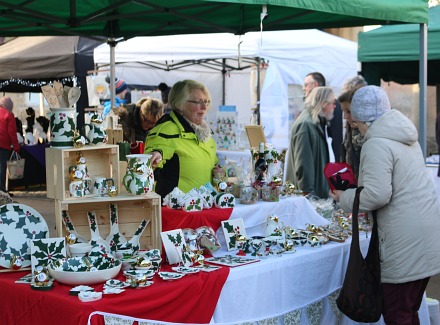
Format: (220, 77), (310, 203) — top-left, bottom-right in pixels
(168, 79), (211, 115)
(137, 97), (164, 121)
(304, 87), (334, 123)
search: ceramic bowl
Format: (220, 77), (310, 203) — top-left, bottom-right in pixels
(69, 243), (92, 257)
(49, 262), (121, 285)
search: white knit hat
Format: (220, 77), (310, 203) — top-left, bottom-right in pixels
(351, 86), (391, 122)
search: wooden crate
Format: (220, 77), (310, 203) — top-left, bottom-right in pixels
(107, 129), (123, 144)
(55, 193), (162, 251)
(46, 145), (119, 200)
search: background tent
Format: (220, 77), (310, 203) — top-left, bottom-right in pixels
(0, 0), (429, 151)
(0, 36), (104, 127)
(358, 5), (440, 86)
(94, 29), (358, 148)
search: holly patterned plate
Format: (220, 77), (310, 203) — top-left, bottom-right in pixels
(0, 204), (49, 269)
(171, 266), (200, 275)
(158, 271), (185, 281)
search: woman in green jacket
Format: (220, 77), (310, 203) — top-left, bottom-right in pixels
(145, 79), (221, 198)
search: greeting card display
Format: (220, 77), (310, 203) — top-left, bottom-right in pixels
(221, 218), (247, 251)
(160, 229), (190, 265)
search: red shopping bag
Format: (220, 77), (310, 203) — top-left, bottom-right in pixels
(324, 162), (357, 191)
(130, 141), (145, 154)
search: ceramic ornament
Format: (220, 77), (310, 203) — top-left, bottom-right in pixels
(121, 219), (149, 253)
(87, 211), (110, 253)
(0, 204), (49, 270)
(105, 203), (127, 252)
(161, 229), (188, 265)
(61, 210), (88, 243)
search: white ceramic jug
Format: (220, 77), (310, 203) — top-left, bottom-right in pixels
(48, 107), (78, 147)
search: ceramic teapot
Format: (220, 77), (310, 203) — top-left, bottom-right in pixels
(122, 154), (154, 195)
(82, 113), (108, 145)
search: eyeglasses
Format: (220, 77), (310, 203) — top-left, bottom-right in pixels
(187, 99), (211, 106)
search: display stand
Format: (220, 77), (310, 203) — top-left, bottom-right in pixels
(45, 144), (162, 251)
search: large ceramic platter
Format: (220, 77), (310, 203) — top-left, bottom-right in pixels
(0, 204), (49, 269)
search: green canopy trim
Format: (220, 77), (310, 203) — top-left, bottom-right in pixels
(0, 0), (429, 39)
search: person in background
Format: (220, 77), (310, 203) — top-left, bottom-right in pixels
(157, 82), (172, 114)
(0, 96), (20, 193)
(436, 111), (440, 177)
(113, 97), (164, 142)
(330, 86), (440, 325)
(303, 72), (343, 161)
(285, 87), (336, 198)
(145, 79), (222, 198)
(103, 77), (129, 116)
(338, 75), (368, 177)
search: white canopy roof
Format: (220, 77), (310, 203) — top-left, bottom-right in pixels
(94, 30), (358, 148)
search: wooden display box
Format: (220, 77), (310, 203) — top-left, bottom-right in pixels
(45, 145), (119, 201)
(107, 129), (123, 144)
(55, 193), (162, 251)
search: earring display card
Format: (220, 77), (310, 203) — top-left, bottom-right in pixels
(213, 110), (238, 149)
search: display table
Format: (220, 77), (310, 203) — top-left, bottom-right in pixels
(0, 197), (430, 325)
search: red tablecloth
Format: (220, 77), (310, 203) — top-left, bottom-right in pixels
(0, 265), (230, 325)
(162, 207), (233, 232)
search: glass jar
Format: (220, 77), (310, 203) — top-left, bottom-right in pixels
(240, 186), (259, 204)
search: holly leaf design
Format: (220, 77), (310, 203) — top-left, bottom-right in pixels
(67, 118), (76, 131)
(0, 205), (9, 214)
(51, 120), (65, 133)
(187, 204), (194, 211)
(1, 217), (15, 225)
(109, 204), (118, 224)
(23, 228), (36, 239)
(34, 230), (48, 239)
(167, 234), (176, 245)
(223, 222), (234, 234)
(15, 217), (26, 229)
(88, 212), (97, 233)
(33, 250), (47, 260)
(228, 197), (234, 204)
(0, 236), (8, 252)
(13, 205), (25, 214)
(133, 220), (147, 236)
(27, 214), (41, 224)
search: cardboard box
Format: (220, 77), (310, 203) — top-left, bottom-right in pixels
(45, 145), (119, 200)
(55, 193), (162, 251)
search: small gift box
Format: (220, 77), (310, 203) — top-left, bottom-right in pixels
(183, 197), (203, 212)
(261, 185), (281, 202)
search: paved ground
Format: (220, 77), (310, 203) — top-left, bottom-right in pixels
(8, 190), (440, 303)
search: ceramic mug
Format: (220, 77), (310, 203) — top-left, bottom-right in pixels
(93, 177), (115, 196)
(82, 178), (92, 196)
(69, 181), (84, 197)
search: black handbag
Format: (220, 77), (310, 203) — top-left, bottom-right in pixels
(336, 186), (383, 322)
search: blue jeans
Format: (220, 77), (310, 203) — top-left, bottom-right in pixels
(0, 148), (10, 192)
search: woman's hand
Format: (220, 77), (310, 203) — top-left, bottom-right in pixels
(150, 151), (163, 167)
(329, 189), (344, 202)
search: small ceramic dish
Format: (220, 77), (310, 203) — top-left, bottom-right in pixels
(171, 266), (200, 275)
(124, 269), (155, 279)
(104, 279), (130, 288)
(78, 291), (102, 302)
(291, 236), (308, 246)
(69, 285), (94, 296)
(158, 272), (185, 281)
(103, 287), (125, 296)
(136, 281), (154, 288)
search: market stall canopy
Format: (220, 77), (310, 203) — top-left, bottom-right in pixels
(358, 5), (440, 85)
(0, 0), (428, 39)
(0, 36), (103, 80)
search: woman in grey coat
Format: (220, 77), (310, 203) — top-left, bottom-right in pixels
(330, 86), (440, 325)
